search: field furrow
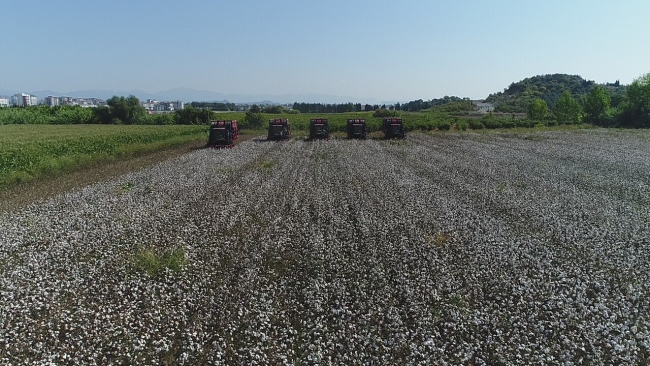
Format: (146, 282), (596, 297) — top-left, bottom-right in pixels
(1, 130), (649, 364)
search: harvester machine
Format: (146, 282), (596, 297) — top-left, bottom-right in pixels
(347, 118), (368, 139)
(268, 118), (291, 141)
(381, 117), (405, 139)
(309, 118), (330, 140)
(206, 120), (239, 148)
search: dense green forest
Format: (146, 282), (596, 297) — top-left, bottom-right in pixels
(484, 73), (650, 127)
(486, 74), (627, 113)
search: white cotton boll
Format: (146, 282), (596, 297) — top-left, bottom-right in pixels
(1, 131), (649, 363)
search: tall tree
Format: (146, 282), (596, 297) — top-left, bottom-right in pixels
(244, 110), (264, 129)
(175, 106), (215, 125)
(616, 72), (650, 128)
(627, 73), (650, 114)
(584, 85), (611, 125)
(126, 95), (147, 124)
(553, 91), (582, 124)
(106, 95), (147, 124)
(527, 99), (548, 121)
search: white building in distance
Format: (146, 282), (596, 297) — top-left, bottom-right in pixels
(0, 96), (10, 108)
(142, 99), (184, 113)
(44, 96), (60, 106)
(11, 93), (38, 106)
(172, 100), (184, 110)
(47, 96), (105, 107)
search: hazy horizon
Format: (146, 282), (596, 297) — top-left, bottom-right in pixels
(1, 0), (648, 102)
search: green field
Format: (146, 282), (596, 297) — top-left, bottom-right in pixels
(0, 124), (208, 188)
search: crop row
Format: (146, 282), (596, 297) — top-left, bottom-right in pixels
(0, 124), (208, 187)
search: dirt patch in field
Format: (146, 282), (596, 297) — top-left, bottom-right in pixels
(0, 134), (256, 212)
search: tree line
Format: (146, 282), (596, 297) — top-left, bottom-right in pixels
(526, 72), (650, 128)
(2, 73), (649, 129)
(399, 96), (471, 112)
(289, 96), (470, 114)
(487, 73), (629, 115)
(0, 95), (219, 126)
(189, 102), (238, 111)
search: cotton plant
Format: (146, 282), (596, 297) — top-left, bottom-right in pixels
(0, 130), (648, 364)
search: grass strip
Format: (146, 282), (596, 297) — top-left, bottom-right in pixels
(131, 247), (187, 278)
(0, 125), (207, 189)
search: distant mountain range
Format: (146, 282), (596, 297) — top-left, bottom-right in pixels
(0, 87), (383, 105)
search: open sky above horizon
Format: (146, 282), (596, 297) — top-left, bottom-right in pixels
(1, 0), (648, 102)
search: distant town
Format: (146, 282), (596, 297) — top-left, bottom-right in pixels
(0, 92), (321, 114)
(0, 92), (186, 113)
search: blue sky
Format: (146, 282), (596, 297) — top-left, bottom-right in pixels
(1, 0), (648, 102)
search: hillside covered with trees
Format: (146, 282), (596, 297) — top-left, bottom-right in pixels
(499, 72), (649, 128)
(486, 74), (626, 113)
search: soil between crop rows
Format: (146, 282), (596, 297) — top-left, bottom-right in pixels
(1, 130), (649, 364)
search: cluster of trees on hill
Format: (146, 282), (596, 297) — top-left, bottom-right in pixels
(526, 91), (583, 124)
(487, 74), (627, 113)
(524, 72), (650, 127)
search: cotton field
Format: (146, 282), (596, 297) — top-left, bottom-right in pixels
(1, 130), (649, 365)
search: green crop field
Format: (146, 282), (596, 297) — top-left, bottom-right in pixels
(0, 124), (208, 188)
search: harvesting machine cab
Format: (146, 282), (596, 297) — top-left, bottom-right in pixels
(207, 120), (239, 148)
(268, 118), (291, 141)
(309, 118), (330, 140)
(381, 117), (405, 139)
(347, 118), (368, 139)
